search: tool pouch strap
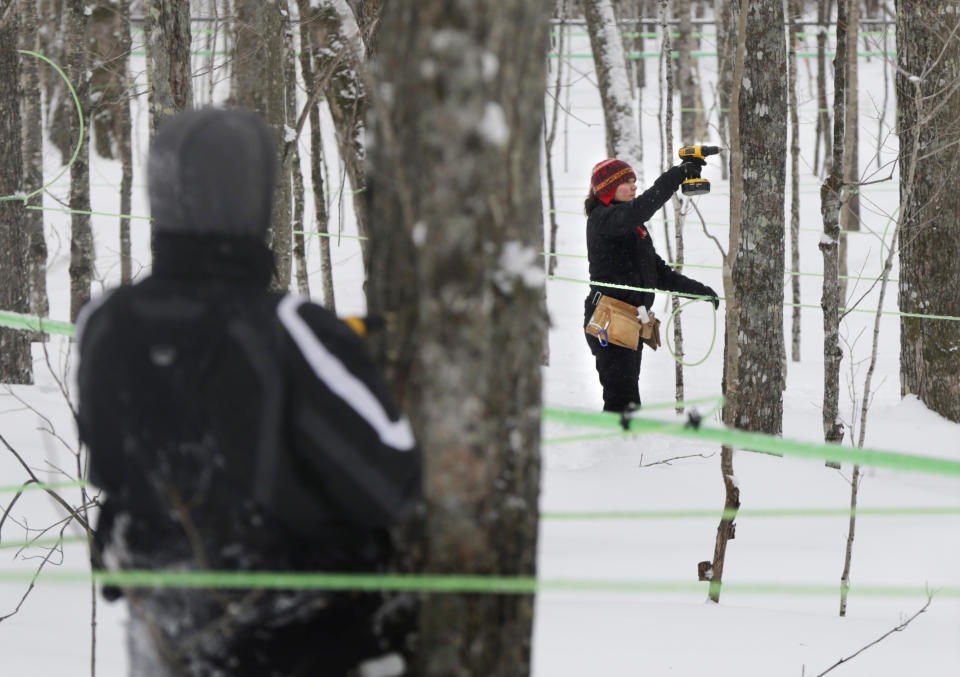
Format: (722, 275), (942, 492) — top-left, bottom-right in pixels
(585, 295), (641, 350)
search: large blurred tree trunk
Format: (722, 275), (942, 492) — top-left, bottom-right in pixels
(732, 0), (786, 434)
(145, 0), (192, 135)
(66, 0), (93, 321)
(365, 0), (550, 673)
(897, 1), (960, 422)
(0, 3), (33, 383)
(232, 0), (291, 289)
(583, 0), (642, 165)
(20, 0), (49, 318)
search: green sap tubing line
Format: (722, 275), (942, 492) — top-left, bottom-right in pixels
(0, 51), (83, 203)
(0, 569), (953, 599)
(542, 407), (960, 478)
(548, 276), (960, 323)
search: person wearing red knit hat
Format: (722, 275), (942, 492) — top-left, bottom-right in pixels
(583, 158), (719, 413)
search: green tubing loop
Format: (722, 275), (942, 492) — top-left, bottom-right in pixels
(0, 51), (83, 204)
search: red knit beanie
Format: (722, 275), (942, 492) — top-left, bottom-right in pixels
(590, 159), (636, 205)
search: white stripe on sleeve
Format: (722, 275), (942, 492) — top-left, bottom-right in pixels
(277, 295), (416, 451)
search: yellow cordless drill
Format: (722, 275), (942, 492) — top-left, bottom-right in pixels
(678, 145), (721, 196)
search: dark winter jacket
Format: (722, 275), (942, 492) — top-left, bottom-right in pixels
(583, 166), (714, 322)
(77, 232), (422, 577)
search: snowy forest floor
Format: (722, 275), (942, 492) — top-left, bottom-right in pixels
(2, 21), (959, 677)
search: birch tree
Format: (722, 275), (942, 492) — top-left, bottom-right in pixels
(583, 0), (642, 166)
(897, 1), (960, 422)
(364, 0), (551, 672)
(0, 3), (32, 383)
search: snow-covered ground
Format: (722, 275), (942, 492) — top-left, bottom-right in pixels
(2, 18), (958, 677)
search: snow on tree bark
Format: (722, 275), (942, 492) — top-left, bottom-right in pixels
(364, 1), (550, 673)
(0, 4), (32, 383)
(583, 0), (642, 166)
(731, 0), (786, 435)
(897, 1), (960, 423)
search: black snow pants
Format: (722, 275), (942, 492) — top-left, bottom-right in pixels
(585, 332), (644, 412)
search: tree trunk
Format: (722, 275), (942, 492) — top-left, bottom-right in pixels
(67, 0), (93, 322)
(544, 0), (567, 277)
(714, 0), (737, 180)
(297, 0), (336, 309)
(300, 1), (370, 261)
(815, 0), (833, 176)
(88, 1), (127, 160)
(583, 0), (642, 166)
(820, 0), (847, 454)
(677, 0), (698, 143)
(708, 0), (748, 605)
(364, 1), (550, 672)
(732, 0), (786, 435)
(118, 0), (133, 284)
(897, 0), (960, 422)
(661, 0), (684, 410)
(285, 1), (309, 297)
(20, 0), (49, 319)
(0, 4), (32, 383)
(838, 0), (860, 303)
(232, 0), (291, 290)
(145, 0), (192, 136)
(788, 0), (801, 362)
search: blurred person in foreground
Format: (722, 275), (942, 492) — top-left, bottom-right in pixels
(76, 108), (422, 677)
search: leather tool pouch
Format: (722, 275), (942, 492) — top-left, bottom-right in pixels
(585, 294), (661, 351)
(641, 315), (661, 350)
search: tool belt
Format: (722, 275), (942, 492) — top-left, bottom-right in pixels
(585, 292), (661, 351)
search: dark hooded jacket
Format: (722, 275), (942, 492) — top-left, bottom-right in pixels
(75, 109), (421, 676)
(583, 165), (714, 323)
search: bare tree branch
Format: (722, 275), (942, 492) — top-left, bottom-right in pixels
(813, 594), (934, 676)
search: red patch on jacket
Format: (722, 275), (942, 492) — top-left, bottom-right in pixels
(636, 226), (647, 239)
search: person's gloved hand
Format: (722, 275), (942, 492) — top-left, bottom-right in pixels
(703, 285), (720, 310)
(679, 159), (705, 179)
